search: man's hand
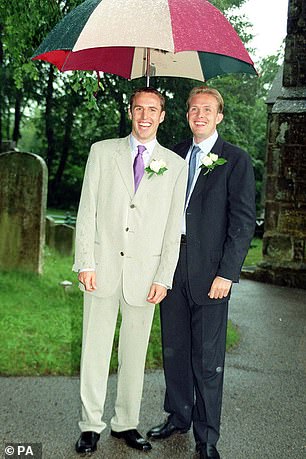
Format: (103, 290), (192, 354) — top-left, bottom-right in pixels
(147, 283), (167, 304)
(78, 271), (97, 292)
(208, 276), (232, 299)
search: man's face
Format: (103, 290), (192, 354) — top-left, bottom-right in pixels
(129, 92), (165, 143)
(187, 93), (223, 143)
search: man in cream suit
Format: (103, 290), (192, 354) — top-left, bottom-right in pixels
(73, 88), (187, 455)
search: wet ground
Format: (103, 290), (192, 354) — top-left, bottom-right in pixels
(1, 279), (305, 459)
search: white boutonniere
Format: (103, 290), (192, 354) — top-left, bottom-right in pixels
(145, 159), (168, 178)
(199, 152), (227, 176)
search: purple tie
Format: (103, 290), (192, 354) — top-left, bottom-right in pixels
(133, 144), (146, 191)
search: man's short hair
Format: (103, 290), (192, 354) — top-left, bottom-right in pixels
(129, 87), (165, 112)
(186, 86), (224, 113)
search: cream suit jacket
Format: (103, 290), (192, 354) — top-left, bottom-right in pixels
(73, 136), (187, 306)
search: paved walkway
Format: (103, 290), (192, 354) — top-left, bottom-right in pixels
(1, 280), (306, 459)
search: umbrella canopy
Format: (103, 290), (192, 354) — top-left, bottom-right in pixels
(32, 0), (256, 82)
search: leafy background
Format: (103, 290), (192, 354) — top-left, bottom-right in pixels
(0, 0), (282, 211)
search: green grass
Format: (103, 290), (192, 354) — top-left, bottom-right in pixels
(244, 237), (263, 266)
(0, 248), (81, 375)
(0, 247), (241, 376)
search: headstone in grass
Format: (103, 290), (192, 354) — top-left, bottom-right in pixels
(45, 215), (55, 246)
(47, 223), (75, 256)
(0, 151), (47, 273)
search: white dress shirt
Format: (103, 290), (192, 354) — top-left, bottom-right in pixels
(129, 134), (156, 167)
(182, 130), (218, 234)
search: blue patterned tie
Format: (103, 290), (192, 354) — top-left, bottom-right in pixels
(186, 145), (201, 199)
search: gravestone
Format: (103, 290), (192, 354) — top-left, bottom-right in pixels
(0, 151), (48, 273)
(47, 222), (75, 257)
(45, 215), (56, 247)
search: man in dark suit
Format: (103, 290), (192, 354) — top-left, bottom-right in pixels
(147, 86), (256, 459)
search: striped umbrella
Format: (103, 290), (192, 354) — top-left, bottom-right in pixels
(32, 0), (256, 85)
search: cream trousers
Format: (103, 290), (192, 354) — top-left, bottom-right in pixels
(78, 281), (155, 433)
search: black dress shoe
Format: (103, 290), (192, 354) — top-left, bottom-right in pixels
(111, 429), (152, 451)
(147, 420), (188, 440)
(75, 431), (100, 454)
(198, 443), (221, 459)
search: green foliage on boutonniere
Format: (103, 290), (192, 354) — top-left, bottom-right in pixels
(199, 152), (227, 175)
(145, 159), (168, 178)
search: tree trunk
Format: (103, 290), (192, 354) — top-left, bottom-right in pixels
(6, 100), (10, 139)
(0, 23), (4, 148)
(45, 65), (55, 171)
(103, 74), (128, 138)
(12, 89), (22, 144)
(50, 93), (81, 200)
(118, 97), (127, 138)
(51, 94), (76, 195)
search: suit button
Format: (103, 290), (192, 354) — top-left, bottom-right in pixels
(130, 204), (135, 208)
(125, 227), (129, 232)
(120, 252), (124, 256)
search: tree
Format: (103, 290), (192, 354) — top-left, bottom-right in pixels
(1, 0), (280, 210)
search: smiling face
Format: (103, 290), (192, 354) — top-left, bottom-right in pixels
(128, 92), (165, 143)
(187, 93), (223, 143)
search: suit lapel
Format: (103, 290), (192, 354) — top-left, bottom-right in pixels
(190, 136), (225, 201)
(115, 136), (134, 199)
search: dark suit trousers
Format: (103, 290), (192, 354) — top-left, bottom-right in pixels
(160, 243), (229, 445)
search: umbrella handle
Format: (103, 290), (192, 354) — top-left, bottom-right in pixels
(146, 48), (150, 87)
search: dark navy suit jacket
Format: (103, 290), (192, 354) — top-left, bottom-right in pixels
(173, 135), (256, 305)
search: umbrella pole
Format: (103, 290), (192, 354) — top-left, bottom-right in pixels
(146, 48), (150, 87)
(93, 71), (101, 98)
